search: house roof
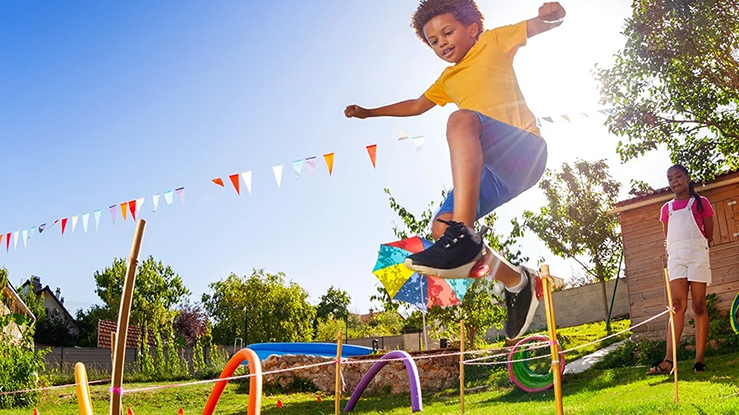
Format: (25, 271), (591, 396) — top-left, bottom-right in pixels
(611, 169), (739, 213)
(20, 278), (79, 331)
(97, 319), (155, 349)
(2, 283), (35, 323)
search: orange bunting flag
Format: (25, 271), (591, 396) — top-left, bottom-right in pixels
(366, 144), (377, 168)
(229, 174), (241, 195)
(323, 152), (335, 176)
(61, 218), (68, 235)
(560, 115), (571, 123)
(178, 409), (184, 415)
(129, 200), (137, 221)
(276, 400), (284, 408)
(120, 203), (128, 221)
(212, 177), (225, 187)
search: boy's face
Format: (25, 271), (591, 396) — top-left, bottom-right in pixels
(423, 13), (479, 64)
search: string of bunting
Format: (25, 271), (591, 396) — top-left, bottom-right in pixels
(1, 107), (612, 253)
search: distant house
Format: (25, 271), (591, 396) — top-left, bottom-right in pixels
(612, 170), (739, 338)
(97, 319), (155, 349)
(1, 282), (36, 346)
(20, 276), (80, 338)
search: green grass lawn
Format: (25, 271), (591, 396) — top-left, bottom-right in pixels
(3, 320), (738, 414)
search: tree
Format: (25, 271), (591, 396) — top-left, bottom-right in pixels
(381, 188), (525, 348)
(594, 0), (739, 182)
(202, 269), (315, 345)
(522, 159), (623, 324)
(316, 286), (351, 321)
(94, 256), (190, 329)
(172, 303), (209, 348)
(75, 305), (115, 347)
(34, 309), (77, 347)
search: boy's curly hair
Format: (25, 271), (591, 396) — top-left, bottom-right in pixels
(411, 0), (485, 45)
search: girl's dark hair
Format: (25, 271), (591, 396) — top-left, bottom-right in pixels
(411, 0), (484, 45)
(670, 164), (704, 214)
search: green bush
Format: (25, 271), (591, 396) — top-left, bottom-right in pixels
(0, 343), (47, 408)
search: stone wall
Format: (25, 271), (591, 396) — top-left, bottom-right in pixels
(485, 278), (630, 339)
(262, 350), (459, 394)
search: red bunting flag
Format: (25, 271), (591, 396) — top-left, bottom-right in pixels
(5, 233), (9, 252)
(229, 174), (241, 195)
(129, 200), (137, 221)
(212, 178), (224, 187)
(127, 408), (135, 415)
(61, 218), (68, 235)
(366, 144), (377, 168)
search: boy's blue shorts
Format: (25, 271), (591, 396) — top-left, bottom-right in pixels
(436, 111), (548, 221)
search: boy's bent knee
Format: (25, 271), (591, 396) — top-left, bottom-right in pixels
(447, 110), (480, 130)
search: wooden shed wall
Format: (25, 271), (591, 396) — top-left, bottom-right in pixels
(619, 179), (739, 339)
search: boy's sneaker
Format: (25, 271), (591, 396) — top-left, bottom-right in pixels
(404, 219), (487, 279)
(504, 267), (543, 339)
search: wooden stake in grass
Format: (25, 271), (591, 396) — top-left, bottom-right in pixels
(460, 319), (465, 414)
(664, 268), (679, 403)
(541, 265), (564, 415)
(110, 219), (146, 415)
(335, 330), (344, 415)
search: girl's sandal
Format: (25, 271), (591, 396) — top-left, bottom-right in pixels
(693, 362), (707, 373)
(646, 359), (673, 375)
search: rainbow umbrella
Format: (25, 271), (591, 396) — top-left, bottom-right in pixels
(372, 236), (474, 311)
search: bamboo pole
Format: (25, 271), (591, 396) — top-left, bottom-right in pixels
(335, 331), (344, 415)
(664, 268), (679, 403)
(460, 320), (465, 414)
(541, 265), (564, 415)
(110, 219), (146, 415)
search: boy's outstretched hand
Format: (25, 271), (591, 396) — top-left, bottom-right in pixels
(345, 104), (369, 119)
(538, 2), (566, 22)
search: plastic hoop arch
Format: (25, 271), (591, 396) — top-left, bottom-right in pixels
(508, 335), (565, 393)
(731, 292), (739, 334)
(343, 350), (422, 412)
(203, 348), (262, 415)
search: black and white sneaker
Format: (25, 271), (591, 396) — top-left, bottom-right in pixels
(504, 267), (543, 340)
(404, 219), (487, 279)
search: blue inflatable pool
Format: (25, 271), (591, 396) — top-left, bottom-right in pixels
(247, 342), (373, 361)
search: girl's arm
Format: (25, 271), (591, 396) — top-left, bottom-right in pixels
(704, 215), (714, 244)
(345, 95), (436, 119)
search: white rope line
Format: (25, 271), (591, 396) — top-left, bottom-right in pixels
(464, 309), (670, 366)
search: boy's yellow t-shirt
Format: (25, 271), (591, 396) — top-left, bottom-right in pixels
(424, 21), (540, 137)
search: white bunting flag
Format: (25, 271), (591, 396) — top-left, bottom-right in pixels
(273, 165), (283, 188)
(82, 213), (90, 233)
(241, 171), (252, 194)
(153, 194), (160, 212)
(71, 215), (79, 233)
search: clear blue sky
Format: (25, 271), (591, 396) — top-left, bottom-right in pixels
(0, 0), (672, 316)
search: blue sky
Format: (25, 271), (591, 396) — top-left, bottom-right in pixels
(0, 0), (673, 316)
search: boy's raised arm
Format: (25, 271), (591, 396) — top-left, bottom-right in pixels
(345, 95), (436, 119)
(526, 2), (566, 38)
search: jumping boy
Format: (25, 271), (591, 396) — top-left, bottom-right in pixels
(345, 0), (565, 339)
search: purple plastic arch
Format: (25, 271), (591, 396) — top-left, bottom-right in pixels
(343, 350), (422, 413)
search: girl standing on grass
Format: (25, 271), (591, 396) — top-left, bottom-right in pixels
(648, 164), (714, 375)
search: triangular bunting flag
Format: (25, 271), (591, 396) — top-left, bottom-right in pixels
(229, 174), (241, 195)
(323, 153), (334, 176)
(536, 118), (542, 127)
(22, 229), (28, 248)
(153, 194), (161, 212)
(561, 115), (571, 123)
(542, 116), (554, 123)
(411, 136), (424, 153)
(580, 112), (590, 118)
(596, 109), (607, 115)
(61, 218), (68, 235)
(71, 215), (79, 233)
(120, 203), (128, 221)
(5, 233), (10, 252)
(128, 200), (137, 221)
(39, 224), (46, 234)
(0, 235), (3, 251)
(164, 190), (174, 206)
(273, 165), (283, 188)
(94, 209), (101, 231)
(29, 226), (35, 241)
(292, 159), (304, 179)
(212, 178), (225, 187)
(82, 213), (90, 233)
(241, 171), (252, 194)
(109, 205), (117, 225)
(13, 231), (19, 249)
(604, 108), (615, 115)
(136, 197), (144, 215)
(395, 125), (408, 141)
(366, 144), (377, 168)
(305, 157), (316, 175)
(49, 219), (59, 229)
(175, 187), (185, 205)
